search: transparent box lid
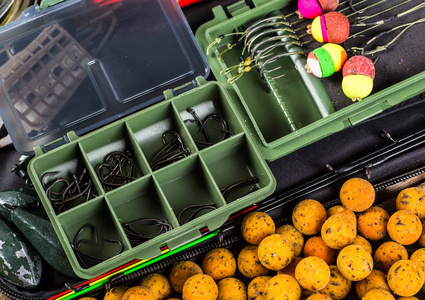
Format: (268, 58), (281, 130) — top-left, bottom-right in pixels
(0, 0), (209, 154)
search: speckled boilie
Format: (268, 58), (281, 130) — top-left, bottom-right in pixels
(202, 248), (237, 281)
(321, 213), (357, 250)
(387, 260), (424, 297)
(182, 274), (218, 300)
(258, 234), (294, 271)
(237, 245), (269, 278)
(339, 178), (375, 212)
(373, 241), (408, 273)
(358, 206), (389, 241)
(169, 261), (203, 293)
(247, 276), (271, 300)
(217, 277), (247, 300)
(241, 212), (276, 245)
(319, 265), (351, 300)
(337, 245), (373, 281)
(264, 274), (301, 300)
(276, 224), (304, 257)
(355, 269), (390, 298)
(292, 199), (326, 235)
(396, 187), (425, 219)
(295, 256), (330, 291)
(387, 210), (422, 245)
(138, 273), (172, 300)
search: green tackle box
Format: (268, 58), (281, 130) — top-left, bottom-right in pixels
(195, 0), (425, 161)
(0, 0), (424, 280)
(0, 0), (276, 279)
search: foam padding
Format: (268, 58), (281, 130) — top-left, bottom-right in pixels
(322, 43), (347, 71)
(342, 75), (374, 101)
(312, 47), (335, 77)
(311, 16), (324, 43)
(298, 0), (323, 19)
(324, 12), (350, 44)
(317, 0), (339, 13)
(342, 56), (375, 79)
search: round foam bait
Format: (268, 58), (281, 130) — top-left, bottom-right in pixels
(309, 12), (350, 44)
(342, 56), (375, 101)
(298, 0), (339, 19)
(305, 43), (347, 78)
(342, 55), (375, 79)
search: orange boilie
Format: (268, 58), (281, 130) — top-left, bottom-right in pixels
(292, 199), (326, 235)
(339, 178), (375, 212)
(182, 274), (218, 300)
(358, 206), (389, 241)
(387, 210), (422, 245)
(395, 187), (425, 219)
(303, 236), (337, 265)
(241, 211), (275, 245)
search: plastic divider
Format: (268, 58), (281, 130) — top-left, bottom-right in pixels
(126, 123), (153, 176)
(57, 196), (130, 270)
(153, 155), (226, 225)
(170, 99), (199, 152)
(78, 121), (146, 193)
(200, 133), (271, 203)
(105, 176), (179, 248)
(125, 101), (196, 172)
(171, 83), (244, 150)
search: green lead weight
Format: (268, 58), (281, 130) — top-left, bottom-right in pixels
(0, 216), (42, 289)
(0, 188), (40, 222)
(11, 207), (78, 279)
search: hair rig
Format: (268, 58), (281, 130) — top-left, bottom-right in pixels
(206, 0), (358, 83)
(208, 0), (425, 103)
(208, 13), (308, 84)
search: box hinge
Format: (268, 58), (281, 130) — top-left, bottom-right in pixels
(32, 131), (78, 156)
(66, 131), (79, 142)
(33, 146), (44, 156)
(163, 76), (206, 100)
(348, 100), (391, 126)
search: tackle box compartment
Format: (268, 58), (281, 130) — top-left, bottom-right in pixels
(195, 0), (425, 161)
(0, 0), (276, 279)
